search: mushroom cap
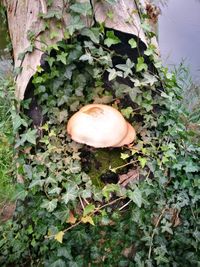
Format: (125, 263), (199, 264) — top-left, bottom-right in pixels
(114, 122), (136, 147)
(67, 104), (131, 148)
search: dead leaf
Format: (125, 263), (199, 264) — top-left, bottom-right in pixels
(66, 211), (77, 224)
(54, 231), (64, 243)
(81, 215), (95, 225)
(93, 95), (113, 104)
(118, 169), (139, 187)
(122, 245), (136, 259)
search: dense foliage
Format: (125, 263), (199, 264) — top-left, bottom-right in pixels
(0, 62), (15, 204)
(0, 1), (200, 266)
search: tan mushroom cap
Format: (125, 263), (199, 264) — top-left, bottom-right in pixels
(67, 104), (136, 148)
(114, 122), (136, 147)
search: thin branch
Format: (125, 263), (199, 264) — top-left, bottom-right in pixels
(110, 160), (138, 172)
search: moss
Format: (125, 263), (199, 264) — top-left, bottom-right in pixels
(88, 148), (125, 187)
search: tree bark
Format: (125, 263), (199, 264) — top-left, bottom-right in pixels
(3, 0), (158, 100)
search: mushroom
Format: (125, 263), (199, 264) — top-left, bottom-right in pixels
(67, 104), (136, 148)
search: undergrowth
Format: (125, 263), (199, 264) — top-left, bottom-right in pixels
(0, 71), (15, 204)
(0, 1), (199, 267)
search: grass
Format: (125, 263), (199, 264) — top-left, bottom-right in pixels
(0, 67), (15, 206)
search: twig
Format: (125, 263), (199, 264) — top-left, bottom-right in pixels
(45, 196), (125, 239)
(79, 196), (85, 210)
(110, 160), (138, 172)
(119, 200), (131, 211)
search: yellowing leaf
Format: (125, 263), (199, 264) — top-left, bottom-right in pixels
(66, 211), (77, 224)
(120, 153), (130, 160)
(81, 216), (95, 226)
(54, 231), (64, 243)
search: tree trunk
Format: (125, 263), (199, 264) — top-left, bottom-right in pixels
(3, 0), (158, 100)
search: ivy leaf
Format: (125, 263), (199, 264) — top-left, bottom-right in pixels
(61, 186), (78, 204)
(121, 107), (133, 119)
(161, 221), (173, 235)
(107, 68), (122, 81)
(57, 52), (68, 65)
(15, 129), (37, 148)
(70, 2), (92, 16)
(128, 187), (142, 208)
(104, 31), (121, 47)
(136, 57), (148, 72)
(79, 53), (93, 64)
(102, 184), (120, 201)
(138, 156), (147, 168)
(48, 187), (62, 195)
(40, 10), (62, 19)
(41, 199), (58, 212)
(12, 184), (28, 201)
(142, 72), (158, 86)
(12, 113), (28, 132)
(128, 87), (142, 102)
(81, 28), (100, 43)
(116, 58), (134, 78)
(128, 38), (137, 48)
(54, 231), (64, 243)
(120, 153), (130, 160)
(105, 0), (117, 4)
(66, 211), (77, 224)
(68, 16), (85, 35)
(24, 129), (37, 145)
(83, 204), (95, 216)
(184, 161), (199, 173)
(29, 179), (45, 188)
(46, 57), (55, 67)
(81, 215), (95, 225)
(49, 259), (66, 267)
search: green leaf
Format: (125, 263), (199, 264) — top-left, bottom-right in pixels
(48, 187), (62, 195)
(128, 187), (142, 208)
(79, 53), (93, 64)
(184, 161), (199, 173)
(104, 31), (121, 47)
(102, 184), (120, 201)
(24, 129), (37, 145)
(61, 186), (78, 204)
(128, 38), (137, 48)
(70, 2), (92, 16)
(15, 129), (37, 148)
(116, 58), (134, 78)
(12, 114), (28, 132)
(46, 57), (55, 67)
(107, 68), (122, 81)
(136, 57), (148, 72)
(68, 15), (85, 35)
(129, 87), (142, 102)
(83, 204), (95, 216)
(105, 0), (117, 4)
(57, 52), (68, 65)
(29, 179), (45, 188)
(161, 221), (173, 235)
(12, 184), (28, 201)
(138, 156), (147, 168)
(121, 107), (133, 119)
(81, 28), (100, 43)
(41, 199), (58, 212)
